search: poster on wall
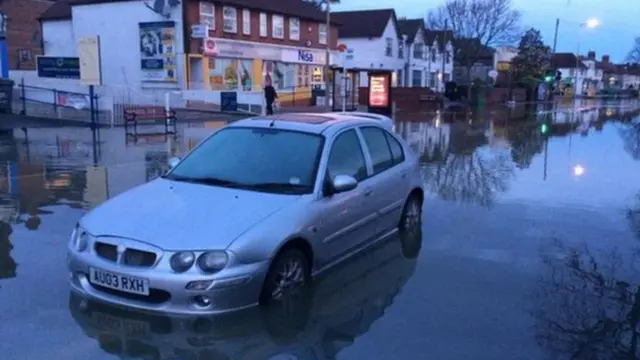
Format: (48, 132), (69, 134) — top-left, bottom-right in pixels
(139, 21), (176, 82)
(368, 72), (392, 116)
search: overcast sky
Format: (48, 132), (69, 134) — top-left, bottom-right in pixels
(333, 0), (636, 63)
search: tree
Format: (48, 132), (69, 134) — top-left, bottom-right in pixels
(427, 0), (522, 99)
(510, 28), (551, 82)
(626, 37), (640, 64)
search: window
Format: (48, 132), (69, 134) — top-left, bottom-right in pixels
(445, 51), (451, 64)
(430, 48), (437, 62)
(412, 70), (422, 87)
(385, 38), (393, 57)
(272, 15), (284, 39)
(413, 43), (424, 59)
(360, 127), (394, 175)
(289, 17), (300, 40)
(398, 69), (403, 86)
(398, 42), (404, 59)
(385, 132), (405, 164)
(259, 12), (267, 37)
(319, 23), (327, 44)
(242, 9), (250, 35)
(199, 2), (215, 29)
(167, 128), (324, 195)
(327, 130), (367, 181)
(223, 6), (237, 33)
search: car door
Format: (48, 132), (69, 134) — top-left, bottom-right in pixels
(359, 126), (411, 236)
(314, 128), (378, 265)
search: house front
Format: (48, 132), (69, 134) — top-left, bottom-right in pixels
(580, 50), (603, 94)
(551, 52), (587, 95)
(332, 8), (403, 87)
(397, 18), (425, 87)
(424, 30), (454, 91)
(453, 38), (494, 85)
(36, 0), (339, 107)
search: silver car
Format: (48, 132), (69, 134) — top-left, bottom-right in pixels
(67, 112), (424, 314)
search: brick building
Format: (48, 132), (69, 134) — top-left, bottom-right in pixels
(0, 0), (54, 70)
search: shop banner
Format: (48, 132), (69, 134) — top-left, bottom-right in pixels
(139, 21), (176, 82)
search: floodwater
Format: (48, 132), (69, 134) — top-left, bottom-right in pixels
(0, 102), (639, 359)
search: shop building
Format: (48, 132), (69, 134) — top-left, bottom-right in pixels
(184, 0), (340, 105)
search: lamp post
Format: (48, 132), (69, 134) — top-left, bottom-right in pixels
(0, 10), (8, 78)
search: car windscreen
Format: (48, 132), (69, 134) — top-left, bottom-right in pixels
(165, 127), (324, 194)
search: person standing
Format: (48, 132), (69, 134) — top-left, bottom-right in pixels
(264, 82), (278, 115)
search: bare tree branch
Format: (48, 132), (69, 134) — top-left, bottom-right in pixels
(626, 37), (640, 64)
(426, 0), (522, 90)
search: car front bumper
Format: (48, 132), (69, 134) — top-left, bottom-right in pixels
(67, 248), (270, 315)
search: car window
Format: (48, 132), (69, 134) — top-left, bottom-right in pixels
(385, 131), (405, 164)
(360, 127), (394, 175)
(326, 129), (367, 181)
(166, 127), (323, 194)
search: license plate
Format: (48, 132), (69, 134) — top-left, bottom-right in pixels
(89, 267), (149, 296)
(92, 312), (150, 338)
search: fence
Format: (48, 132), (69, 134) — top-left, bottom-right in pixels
(13, 79), (111, 125)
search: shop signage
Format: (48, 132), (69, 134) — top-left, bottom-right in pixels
(298, 50), (314, 62)
(191, 24), (208, 38)
(37, 56), (80, 79)
(211, 39), (281, 60)
(367, 71), (392, 116)
(203, 37), (216, 56)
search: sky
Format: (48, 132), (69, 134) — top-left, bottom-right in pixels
(332, 0), (637, 63)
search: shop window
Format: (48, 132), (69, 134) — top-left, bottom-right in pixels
(223, 6), (237, 33)
(199, 2), (214, 29)
(272, 15), (284, 39)
(259, 12), (267, 37)
(208, 58), (253, 90)
(263, 61), (295, 90)
(242, 9), (250, 35)
(289, 17), (300, 41)
(319, 23), (327, 45)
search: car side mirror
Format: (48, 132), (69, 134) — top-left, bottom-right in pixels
(168, 156), (180, 168)
(331, 174), (358, 194)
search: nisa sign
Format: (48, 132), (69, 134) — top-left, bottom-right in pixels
(298, 50), (314, 62)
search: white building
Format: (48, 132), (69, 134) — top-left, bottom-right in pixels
(396, 18), (454, 91)
(331, 9), (405, 87)
(579, 51), (604, 93)
(493, 46), (518, 70)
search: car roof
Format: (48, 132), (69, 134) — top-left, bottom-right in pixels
(227, 112), (392, 134)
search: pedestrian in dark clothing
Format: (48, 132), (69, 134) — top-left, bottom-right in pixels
(264, 84), (278, 115)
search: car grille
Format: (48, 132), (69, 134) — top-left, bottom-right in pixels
(94, 242), (157, 268)
(95, 242), (117, 261)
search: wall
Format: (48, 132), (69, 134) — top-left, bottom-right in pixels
(41, 20), (75, 56)
(37, 1), (185, 107)
(339, 16), (404, 87)
(0, 0), (53, 70)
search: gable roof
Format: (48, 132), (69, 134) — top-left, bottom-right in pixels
(551, 53), (587, 69)
(397, 19), (423, 43)
(332, 9), (397, 39)
(40, 0), (337, 23)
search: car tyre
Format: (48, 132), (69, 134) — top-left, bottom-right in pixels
(399, 194), (422, 236)
(260, 248), (311, 306)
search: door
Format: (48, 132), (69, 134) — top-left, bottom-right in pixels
(359, 126), (410, 236)
(315, 128), (378, 264)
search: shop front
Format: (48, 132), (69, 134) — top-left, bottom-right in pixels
(187, 38), (331, 106)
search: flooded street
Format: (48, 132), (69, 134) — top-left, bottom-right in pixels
(0, 103), (639, 359)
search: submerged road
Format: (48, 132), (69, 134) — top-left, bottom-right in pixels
(0, 103), (639, 359)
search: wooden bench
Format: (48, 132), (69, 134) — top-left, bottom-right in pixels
(123, 106), (176, 135)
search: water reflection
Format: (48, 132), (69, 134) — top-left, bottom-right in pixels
(395, 103), (640, 207)
(0, 221), (15, 280)
(68, 232), (421, 360)
(535, 240), (639, 358)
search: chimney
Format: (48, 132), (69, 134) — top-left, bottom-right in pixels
(602, 55), (610, 63)
(587, 50), (595, 60)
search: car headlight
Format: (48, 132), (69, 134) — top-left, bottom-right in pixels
(196, 251), (228, 273)
(170, 251), (195, 273)
(71, 226), (88, 252)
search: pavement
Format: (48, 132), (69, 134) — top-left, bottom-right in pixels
(0, 102), (639, 359)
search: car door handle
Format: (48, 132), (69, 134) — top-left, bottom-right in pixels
(364, 189), (373, 196)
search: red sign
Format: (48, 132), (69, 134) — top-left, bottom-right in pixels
(203, 38), (217, 56)
(368, 74), (389, 107)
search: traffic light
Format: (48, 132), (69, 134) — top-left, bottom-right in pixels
(543, 70), (554, 82)
(540, 123), (549, 134)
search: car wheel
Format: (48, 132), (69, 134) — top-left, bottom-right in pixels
(399, 194), (422, 235)
(260, 248), (311, 306)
